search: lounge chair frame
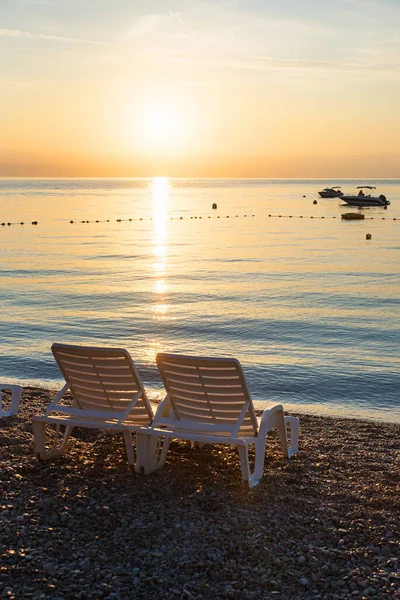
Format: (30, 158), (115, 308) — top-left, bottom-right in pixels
(32, 344), (154, 471)
(0, 384), (23, 417)
(136, 353), (299, 489)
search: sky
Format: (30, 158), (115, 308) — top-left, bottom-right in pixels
(0, 0), (399, 177)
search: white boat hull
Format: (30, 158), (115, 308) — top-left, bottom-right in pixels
(341, 195), (390, 207)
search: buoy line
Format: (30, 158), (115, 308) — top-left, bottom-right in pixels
(1, 214), (399, 228)
(1, 221), (38, 226)
(68, 214), (256, 223)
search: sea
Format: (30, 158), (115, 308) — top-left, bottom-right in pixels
(1, 178), (399, 422)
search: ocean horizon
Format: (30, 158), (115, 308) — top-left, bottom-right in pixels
(1, 177), (399, 422)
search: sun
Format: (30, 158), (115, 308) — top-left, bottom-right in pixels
(129, 91), (192, 153)
(145, 107), (182, 143)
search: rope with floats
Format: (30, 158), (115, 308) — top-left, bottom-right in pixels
(1, 214), (399, 228)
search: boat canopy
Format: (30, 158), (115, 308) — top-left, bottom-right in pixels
(357, 186), (376, 190)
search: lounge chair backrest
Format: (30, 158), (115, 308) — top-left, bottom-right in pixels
(51, 343), (153, 425)
(156, 353), (258, 436)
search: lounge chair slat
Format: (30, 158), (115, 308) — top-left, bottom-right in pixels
(69, 380), (139, 394)
(171, 391), (246, 407)
(63, 364), (133, 377)
(163, 373), (241, 386)
(56, 350), (130, 363)
(163, 365), (238, 379)
(166, 380), (245, 396)
(58, 356), (130, 368)
(67, 372), (140, 386)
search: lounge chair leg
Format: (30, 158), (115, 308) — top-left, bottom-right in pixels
(253, 437), (267, 485)
(136, 433), (170, 474)
(32, 419), (73, 460)
(122, 431), (136, 468)
(258, 405), (289, 458)
(276, 410), (289, 458)
(191, 441), (206, 449)
(237, 444), (254, 489)
(284, 416), (299, 457)
(0, 384), (23, 417)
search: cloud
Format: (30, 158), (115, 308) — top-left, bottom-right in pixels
(19, 0), (55, 4)
(0, 28), (121, 47)
(150, 50), (400, 78)
(168, 10), (185, 25)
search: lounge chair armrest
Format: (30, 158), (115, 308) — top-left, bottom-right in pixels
(258, 404), (285, 437)
(151, 394), (172, 425)
(117, 391), (142, 424)
(45, 382), (71, 416)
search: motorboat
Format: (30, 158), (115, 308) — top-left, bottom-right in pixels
(341, 186), (390, 207)
(318, 186), (343, 198)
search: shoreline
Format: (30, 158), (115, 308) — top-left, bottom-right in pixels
(1, 387), (400, 599)
(2, 382), (399, 426)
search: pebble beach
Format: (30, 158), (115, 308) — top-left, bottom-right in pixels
(1, 387), (399, 599)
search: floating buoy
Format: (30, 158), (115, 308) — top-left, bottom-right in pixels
(212, 203), (217, 209)
(313, 200), (317, 205)
(20, 222), (24, 225)
(341, 213), (365, 220)
(366, 233), (372, 239)
(180, 216), (183, 220)
(32, 221), (38, 225)
(303, 195), (306, 198)
(70, 220), (74, 224)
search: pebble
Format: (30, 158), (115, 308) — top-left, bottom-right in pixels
(0, 388), (399, 600)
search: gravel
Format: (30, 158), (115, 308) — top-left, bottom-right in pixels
(1, 386), (399, 599)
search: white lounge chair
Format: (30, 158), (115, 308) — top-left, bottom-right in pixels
(32, 344), (154, 470)
(0, 384), (23, 417)
(135, 353), (299, 489)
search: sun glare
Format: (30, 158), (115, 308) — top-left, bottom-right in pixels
(151, 177), (170, 320)
(130, 93), (191, 153)
(146, 108), (182, 143)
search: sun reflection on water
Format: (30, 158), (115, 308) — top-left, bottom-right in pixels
(151, 177), (170, 320)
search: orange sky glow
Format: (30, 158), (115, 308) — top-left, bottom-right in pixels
(1, 0), (399, 178)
